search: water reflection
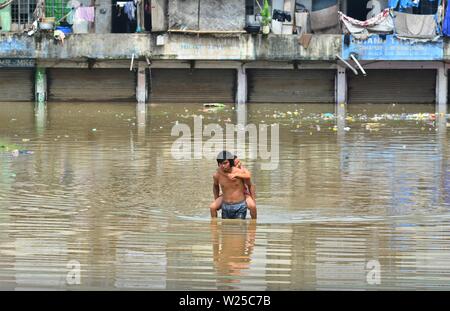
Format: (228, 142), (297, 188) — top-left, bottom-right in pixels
(1, 102), (450, 290)
(211, 219), (256, 289)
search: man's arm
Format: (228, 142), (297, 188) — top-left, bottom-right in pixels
(229, 168), (251, 180)
(249, 183), (256, 200)
(244, 178), (256, 200)
(213, 174), (220, 200)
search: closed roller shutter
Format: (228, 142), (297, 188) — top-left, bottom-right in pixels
(0, 69), (34, 102)
(48, 69), (136, 102)
(150, 69), (235, 103)
(349, 69), (435, 104)
(248, 69), (335, 103)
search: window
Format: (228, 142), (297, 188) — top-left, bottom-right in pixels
(11, 0), (37, 31)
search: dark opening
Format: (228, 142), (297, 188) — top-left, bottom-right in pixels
(112, 0), (152, 33)
(346, 0), (370, 20)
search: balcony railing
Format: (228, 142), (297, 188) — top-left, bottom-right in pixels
(1, 0), (68, 32)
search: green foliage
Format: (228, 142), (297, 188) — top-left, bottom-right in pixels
(261, 0), (272, 26)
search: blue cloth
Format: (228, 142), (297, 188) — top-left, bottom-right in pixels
(221, 200), (247, 219)
(124, 1), (136, 21)
(443, 1), (450, 36)
(389, 0), (420, 10)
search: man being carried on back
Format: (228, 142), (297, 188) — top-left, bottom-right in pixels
(210, 151), (257, 219)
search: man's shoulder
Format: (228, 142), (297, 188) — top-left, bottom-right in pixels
(231, 167), (243, 173)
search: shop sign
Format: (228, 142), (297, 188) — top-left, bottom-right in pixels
(342, 34), (443, 60)
(0, 58), (35, 68)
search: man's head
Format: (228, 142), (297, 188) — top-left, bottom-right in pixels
(234, 155), (241, 168)
(217, 151), (235, 172)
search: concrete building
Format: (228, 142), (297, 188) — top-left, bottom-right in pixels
(0, 0), (448, 115)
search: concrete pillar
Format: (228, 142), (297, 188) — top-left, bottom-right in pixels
(336, 66), (347, 132)
(336, 65), (347, 106)
(35, 101), (47, 137)
(136, 102), (147, 139)
(436, 63), (448, 116)
(236, 67), (247, 105)
(136, 62), (147, 104)
(235, 101), (247, 126)
(0, 0), (12, 32)
(35, 67), (47, 105)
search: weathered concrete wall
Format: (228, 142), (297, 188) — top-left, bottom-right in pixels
(0, 34), (151, 59)
(199, 0), (245, 31)
(152, 34), (250, 60)
(443, 38), (450, 60)
(95, 0), (112, 33)
(153, 34), (341, 61)
(168, 0), (245, 31)
(168, 0), (199, 30)
(0, 33), (341, 61)
(152, 0), (168, 31)
(254, 34), (341, 60)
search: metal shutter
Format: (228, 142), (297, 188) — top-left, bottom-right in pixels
(150, 69), (235, 103)
(348, 69), (436, 104)
(248, 69), (335, 103)
(48, 69), (136, 102)
(0, 69), (34, 102)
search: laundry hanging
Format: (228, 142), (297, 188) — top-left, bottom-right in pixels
(394, 11), (437, 39)
(388, 0), (420, 10)
(443, 0), (450, 35)
(339, 9), (394, 35)
(124, 1), (136, 21)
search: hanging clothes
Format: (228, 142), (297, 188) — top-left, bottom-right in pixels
(418, 0), (438, 14)
(124, 1), (136, 21)
(339, 9), (394, 35)
(394, 11), (437, 38)
(310, 4), (340, 34)
(389, 0), (420, 10)
(443, 1), (450, 36)
(75, 6), (95, 23)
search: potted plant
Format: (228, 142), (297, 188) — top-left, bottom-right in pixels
(256, 0), (271, 35)
(261, 0), (271, 34)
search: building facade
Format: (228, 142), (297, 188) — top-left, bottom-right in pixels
(0, 0), (448, 114)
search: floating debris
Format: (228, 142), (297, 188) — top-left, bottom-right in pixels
(203, 103), (225, 108)
(322, 113), (335, 120)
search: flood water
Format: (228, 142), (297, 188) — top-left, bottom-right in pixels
(1, 101), (450, 290)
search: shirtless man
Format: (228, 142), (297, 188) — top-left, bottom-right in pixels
(210, 151), (257, 219)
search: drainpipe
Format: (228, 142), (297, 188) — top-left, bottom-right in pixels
(336, 54), (358, 75)
(350, 53), (367, 76)
(0, 0), (12, 32)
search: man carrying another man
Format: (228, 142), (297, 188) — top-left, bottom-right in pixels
(210, 151), (257, 219)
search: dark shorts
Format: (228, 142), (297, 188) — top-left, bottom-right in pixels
(221, 200), (247, 219)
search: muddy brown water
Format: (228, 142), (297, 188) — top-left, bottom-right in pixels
(1, 102), (450, 290)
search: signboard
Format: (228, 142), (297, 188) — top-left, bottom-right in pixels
(342, 34), (443, 60)
(0, 58), (35, 68)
